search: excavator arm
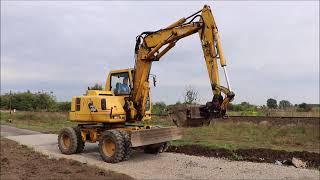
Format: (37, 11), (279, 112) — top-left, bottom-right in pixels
(128, 5), (235, 121)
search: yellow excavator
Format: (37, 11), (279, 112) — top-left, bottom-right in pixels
(58, 5), (235, 163)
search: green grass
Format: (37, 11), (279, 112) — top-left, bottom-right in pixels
(226, 110), (320, 117)
(227, 111), (265, 116)
(0, 111), (77, 133)
(117, 115), (319, 152)
(172, 121), (320, 152)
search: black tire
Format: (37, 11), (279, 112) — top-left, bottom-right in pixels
(98, 130), (125, 163)
(72, 126), (85, 153)
(58, 127), (78, 155)
(144, 142), (169, 154)
(119, 131), (132, 161)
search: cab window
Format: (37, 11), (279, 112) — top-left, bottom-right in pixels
(110, 72), (130, 95)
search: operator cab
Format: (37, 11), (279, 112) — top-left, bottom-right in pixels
(111, 73), (130, 95)
(105, 68), (152, 120)
(106, 68), (133, 96)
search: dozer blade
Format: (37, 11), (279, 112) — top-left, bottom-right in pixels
(130, 126), (182, 147)
(167, 104), (212, 127)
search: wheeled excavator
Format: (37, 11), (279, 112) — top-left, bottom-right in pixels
(58, 5), (235, 163)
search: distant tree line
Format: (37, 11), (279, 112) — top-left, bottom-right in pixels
(1, 89), (317, 113)
(0, 91), (70, 112)
(265, 98), (315, 112)
(0, 83), (104, 112)
(227, 102), (257, 112)
(227, 98), (317, 112)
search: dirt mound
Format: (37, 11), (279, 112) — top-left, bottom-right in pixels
(0, 138), (133, 180)
(168, 145), (320, 169)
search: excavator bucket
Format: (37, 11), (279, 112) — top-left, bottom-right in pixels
(167, 104), (212, 127)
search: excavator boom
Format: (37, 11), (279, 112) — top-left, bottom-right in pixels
(128, 5), (235, 124)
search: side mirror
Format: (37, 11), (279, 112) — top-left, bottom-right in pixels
(153, 76), (157, 87)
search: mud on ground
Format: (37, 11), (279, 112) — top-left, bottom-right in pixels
(0, 138), (133, 180)
(168, 145), (320, 169)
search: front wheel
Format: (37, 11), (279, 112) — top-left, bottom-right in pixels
(98, 130), (125, 163)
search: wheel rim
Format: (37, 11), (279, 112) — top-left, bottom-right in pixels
(61, 134), (71, 149)
(102, 138), (116, 157)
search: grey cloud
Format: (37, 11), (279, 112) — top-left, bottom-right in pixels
(1, 1), (319, 105)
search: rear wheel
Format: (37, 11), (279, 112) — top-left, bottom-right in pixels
(58, 127), (78, 154)
(98, 130), (125, 163)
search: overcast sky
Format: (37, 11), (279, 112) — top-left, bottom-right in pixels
(1, 1), (319, 105)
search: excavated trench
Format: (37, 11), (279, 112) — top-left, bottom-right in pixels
(167, 145), (320, 169)
(159, 115), (320, 168)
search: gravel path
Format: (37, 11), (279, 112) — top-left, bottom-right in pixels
(0, 125), (41, 136)
(2, 125), (319, 179)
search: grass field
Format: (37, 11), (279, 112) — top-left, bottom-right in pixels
(0, 111), (76, 133)
(227, 110), (320, 117)
(171, 122), (319, 153)
(1, 111), (319, 153)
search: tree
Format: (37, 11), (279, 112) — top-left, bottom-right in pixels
(0, 95), (10, 109)
(183, 86), (198, 104)
(1, 91), (58, 111)
(175, 101), (182, 105)
(228, 102), (257, 111)
(278, 100), (292, 109)
(266, 98), (277, 109)
(34, 92), (56, 110)
(240, 102), (250, 108)
(297, 103), (312, 112)
(89, 83), (103, 90)
(152, 102), (167, 115)
(52, 102), (71, 112)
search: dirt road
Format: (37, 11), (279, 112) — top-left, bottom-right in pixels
(1, 125), (319, 179)
(0, 138), (132, 180)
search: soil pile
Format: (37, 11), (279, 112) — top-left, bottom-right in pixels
(0, 138), (133, 180)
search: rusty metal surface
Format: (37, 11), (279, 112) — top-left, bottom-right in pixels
(130, 126), (182, 147)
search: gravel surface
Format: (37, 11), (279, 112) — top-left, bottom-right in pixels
(0, 125), (41, 136)
(168, 145), (320, 169)
(120, 151), (319, 180)
(2, 125), (319, 179)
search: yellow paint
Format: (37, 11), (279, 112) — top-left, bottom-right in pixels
(102, 139), (116, 157)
